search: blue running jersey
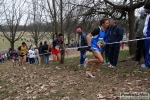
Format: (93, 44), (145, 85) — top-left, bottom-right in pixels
(91, 27), (105, 52)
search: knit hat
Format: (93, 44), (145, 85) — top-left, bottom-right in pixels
(76, 28), (82, 33)
(144, 2), (150, 9)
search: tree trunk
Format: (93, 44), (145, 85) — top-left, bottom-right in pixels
(34, 31), (38, 48)
(67, 33), (71, 46)
(60, 0), (65, 64)
(128, 9), (136, 55)
(35, 40), (38, 48)
(52, 0), (58, 37)
(10, 41), (15, 50)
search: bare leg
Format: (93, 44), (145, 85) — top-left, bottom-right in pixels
(23, 55), (26, 66)
(20, 57), (23, 66)
(86, 50), (104, 78)
(52, 54), (57, 62)
(56, 53), (61, 66)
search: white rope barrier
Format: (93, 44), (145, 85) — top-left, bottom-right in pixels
(107, 37), (150, 45)
(36, 37), (150, 56)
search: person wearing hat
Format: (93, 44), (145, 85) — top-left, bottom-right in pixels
(141, 2), (150, 68)
(134, 9), (146, 66)
(76, 28), (88, 67)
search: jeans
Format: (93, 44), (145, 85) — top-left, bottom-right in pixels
(29, 58), (34, 64)
(80, 51), (86, 64)
(43, 54), (49, 64)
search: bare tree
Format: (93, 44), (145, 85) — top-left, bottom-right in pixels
(26, 0), (50, 47)
(73, 0), (149, 55)
(46, 0), (59, 38)
(0, 0), (29, 49)
(103, 0), (148, 55)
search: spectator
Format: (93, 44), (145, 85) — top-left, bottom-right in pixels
(34, 48), (39, 64)
(102, 26), (111, 65)
(7, 48), (12, 60)
(4, 53), (7, 60)
(134, 9), (146, 65)
(42, 41), (50, 64)
(141, 2), (150, 68)
(76, 28), (87, 67)
(28, 49), (35, 64)
(2, 54), (5, 61)
(38, 42), (43, 65)
(108, 19), (123, 68)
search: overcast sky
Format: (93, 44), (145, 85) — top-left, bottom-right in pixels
(0, 0), (144, 25)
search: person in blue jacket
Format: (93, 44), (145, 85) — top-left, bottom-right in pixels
(141, 2), (150, 68)
(108, 19), (123, 68)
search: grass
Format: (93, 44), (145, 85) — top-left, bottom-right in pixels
(0, 32), (53, 51)
(0, 33), (31, 50)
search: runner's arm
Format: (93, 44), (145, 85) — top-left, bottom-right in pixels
(86, 33), (92, 46)
(61, 44), (68, 53)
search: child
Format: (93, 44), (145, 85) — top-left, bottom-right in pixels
(28, 49), (35, 64)
(10, 49), (20, 67)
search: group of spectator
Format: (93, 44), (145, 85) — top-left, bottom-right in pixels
(134, 2), (150, 68)
(22, 41), (50, 65)
(0, 53), (7, 62)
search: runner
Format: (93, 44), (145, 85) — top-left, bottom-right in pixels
(10, 49), (20, 67)
(18, 42), (28, 66)
(84, 18), (109, 78)
(48, 33), (68, 69)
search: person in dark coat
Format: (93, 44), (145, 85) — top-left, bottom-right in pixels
(134, 9), (146, 65)
(76, 28), (88, 67)
(38, 42), (43, 64)
(108, 19), (123, 68)
(42, 41), (50, 64)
